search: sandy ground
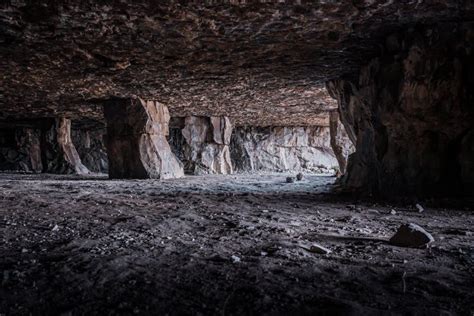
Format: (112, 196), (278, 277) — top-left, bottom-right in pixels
(0, 173), (473, 315)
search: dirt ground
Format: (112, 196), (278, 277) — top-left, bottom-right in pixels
(0, 173), (473, 315)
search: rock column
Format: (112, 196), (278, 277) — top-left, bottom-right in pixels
(181, 116), (233, 175)
(55, 118), (90, 175)
(103, 97), (184, 179)
(329, 111), (354, 176)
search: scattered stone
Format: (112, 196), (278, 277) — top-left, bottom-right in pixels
(52, 225), (60, 231)
(296, 173), (304, 181)
(231, 255), (241, 263)
(302, 243), (332, 254)
(390, 209), (397, 215)
(389, 223), (434, 248)
(415, 204), (424, 213)
(286, 176), (295, 183)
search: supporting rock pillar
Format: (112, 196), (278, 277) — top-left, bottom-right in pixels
(329, 111), (354, 176)
(103, 97), (184, 179)
(55, 118), (90, 175)
(181, 116), (233, 175)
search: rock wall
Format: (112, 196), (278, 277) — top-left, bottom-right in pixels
(327, 24), (474, 197)
(231, 126), (340, 173)
(72, 128), (108, 173)
(0, 119), (108, 174)
(0, 127), (42, 173)
(181, 116), (233, 175)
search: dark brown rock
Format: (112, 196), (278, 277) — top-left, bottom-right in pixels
(103, 97), (184, 179)
(327, 24), (474, 197)
(389, 223), (434, 248)
(2, 2), (471, 126)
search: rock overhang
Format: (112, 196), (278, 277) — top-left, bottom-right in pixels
(1, 0), (472, 126)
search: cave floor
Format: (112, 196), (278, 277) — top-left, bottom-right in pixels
(0, 173), (473, 315)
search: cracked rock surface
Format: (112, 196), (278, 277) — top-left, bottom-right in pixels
(1, 1), (472, 125)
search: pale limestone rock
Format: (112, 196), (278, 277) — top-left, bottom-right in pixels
(104, 98), (184, 179)
(231, 126), (340, 173)
(56, 118), (90, 175)
(181, 116), (233, 175)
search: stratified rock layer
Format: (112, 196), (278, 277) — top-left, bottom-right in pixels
(104, 98), (184, 179)
(231, 126), (338, 173)
(181, 116), (233, 175)
(327, 24), (474, 197)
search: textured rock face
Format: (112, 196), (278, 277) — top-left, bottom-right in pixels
(231, 126), (338, 173)
(327, 24), (474, 197)
(71, 128), (108, 173)
(55, 118), (90, 175)
(0, 127), (42, 173)
(181, 116), (233, 175)
(104, 98), (184, 179)
(2, 1), (471, 126)
(329, 111), (355, 175)
(0, 119), (105, 174)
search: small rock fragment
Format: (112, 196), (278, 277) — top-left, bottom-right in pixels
(389, 223), (434, 248)
(286, 176), (295, 183)
(415, 204), (424, 213)
(390, 209), (397, 215)
(231, 255), (241, 263)
(305, 243), (332, 254)
(52, 224), (60, 231)
(296, 173), (304, 181)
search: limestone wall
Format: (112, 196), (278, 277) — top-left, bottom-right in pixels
(230, 126), (342, 173)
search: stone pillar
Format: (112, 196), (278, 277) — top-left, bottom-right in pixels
(329, 111), (354, 176)
(103, 97), (184, 179)
(24, 128), (43, 173)
(326, 25), (474, 197)
(56, 117), (90, 175)
(181, 116), (233, 175)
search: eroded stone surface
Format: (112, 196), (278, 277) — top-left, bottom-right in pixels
(231, 126), (338, 173)
(2, 1), (471, 126)
(56, 118), (90, 175)
(181, 116), (233, 175)
(327, 24), (474, 197)
(104, 98), (184, 179)
(329, 111), (354, 175)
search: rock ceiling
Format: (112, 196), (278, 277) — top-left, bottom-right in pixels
(0, 1), (471, 126)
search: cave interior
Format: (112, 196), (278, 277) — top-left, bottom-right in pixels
(0, 1), (473, 315)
